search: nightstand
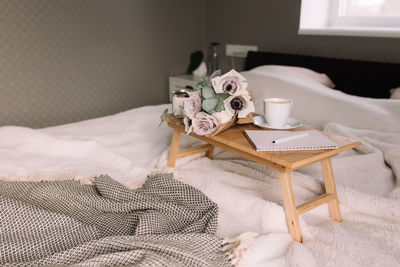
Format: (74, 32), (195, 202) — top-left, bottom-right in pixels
(169, 74), (203, 102)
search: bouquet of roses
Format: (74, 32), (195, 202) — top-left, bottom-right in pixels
(163, 69), (255, 136)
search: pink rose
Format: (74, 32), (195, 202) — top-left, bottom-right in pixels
(192, 112), (220, 136)
(184, 91), (202, 119)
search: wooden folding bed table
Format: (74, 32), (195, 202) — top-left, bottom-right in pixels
(165, 115), (360, 242)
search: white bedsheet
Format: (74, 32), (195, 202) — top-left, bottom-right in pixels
(0, 68), (399, 266)
(0, 105), (172, 187)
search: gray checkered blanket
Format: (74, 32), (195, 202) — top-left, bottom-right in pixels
(0, 173), (231, 266)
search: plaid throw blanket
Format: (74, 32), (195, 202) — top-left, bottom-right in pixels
(0, 173), (231, 266)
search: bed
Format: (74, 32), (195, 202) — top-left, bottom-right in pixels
(1, 52), (400, 266)
(245, 51), (400, 99)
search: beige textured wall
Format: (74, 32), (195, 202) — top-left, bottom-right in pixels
(0, 0), (205, 127)
(205, 0), (400, 72)
(2, 0), (399, 127)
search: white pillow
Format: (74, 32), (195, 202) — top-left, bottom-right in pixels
(390, 87), (400, 99)
(266, 65), (335, 88)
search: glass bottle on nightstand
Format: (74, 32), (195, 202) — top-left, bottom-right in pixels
(207, 42), (220, 74)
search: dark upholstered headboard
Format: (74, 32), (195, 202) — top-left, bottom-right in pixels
(245, 51), (400, 99)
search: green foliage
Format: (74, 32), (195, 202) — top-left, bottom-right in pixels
(196, 78), (212, 90)
(196, 76), (229, 115)
(215, 99), (225, 112)
(202, 98), (218, 114)
(213, 93), (229, 113)
(159, 108), (169, 126)
(202, 87), (215, 99)
(216, 93), (230, 102)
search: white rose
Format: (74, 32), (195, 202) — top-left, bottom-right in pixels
(213, 109), (234, 124)
(224, 91), (255, 118)
(211, 69), (248, 95)
(183, 116), (193, 134)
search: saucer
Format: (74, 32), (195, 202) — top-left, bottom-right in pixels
(253, 115), (302, 130)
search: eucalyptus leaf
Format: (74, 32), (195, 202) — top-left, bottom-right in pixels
(159, 108), (169, 126)
(195, 81), (203, 90)
(202, 87), (215, 99)
(216, 93), (230, 102)
(161, 108), (168, 119)
(204, 79), (212, 88)
(215, 100), (225, 112)
(202, 98), (218, 114)
(196, 78), (212, 90)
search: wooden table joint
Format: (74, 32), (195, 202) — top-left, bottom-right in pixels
(177, 144), (214, 159)
(296, 193), (335, 215)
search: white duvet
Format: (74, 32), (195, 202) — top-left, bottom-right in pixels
(0, 67), (399, 266)
(246, 66), (400, 133)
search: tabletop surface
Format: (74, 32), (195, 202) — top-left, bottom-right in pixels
(166, 115), (361, 170)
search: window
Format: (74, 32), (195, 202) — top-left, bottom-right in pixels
(299, 0), (400, 38)
(329, 0), (400, 27)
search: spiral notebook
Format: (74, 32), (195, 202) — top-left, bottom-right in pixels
(244, 130), (339, 152)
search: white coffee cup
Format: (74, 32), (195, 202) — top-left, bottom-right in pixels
(264, 98), (293, 128)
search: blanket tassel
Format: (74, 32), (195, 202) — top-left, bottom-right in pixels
(222, 232), (259, 266)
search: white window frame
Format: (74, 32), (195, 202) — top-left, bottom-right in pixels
(298, 0), (400, 38)
(329, 0), (400, 28)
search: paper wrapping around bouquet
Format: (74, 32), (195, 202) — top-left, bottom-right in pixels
(207, 112), (238, 137)
(164, 113), (254, 137)
(207, 89), (255, 137)
(207, 111), (254, 137)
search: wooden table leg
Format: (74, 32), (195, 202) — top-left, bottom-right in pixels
(278, 170), (302, 242)
(321, 158), (342, 222)
(205, 145), (214, 159)
(167, 129), (181, 167)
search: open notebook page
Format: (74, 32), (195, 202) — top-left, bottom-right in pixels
(244, 130), (339, 152)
